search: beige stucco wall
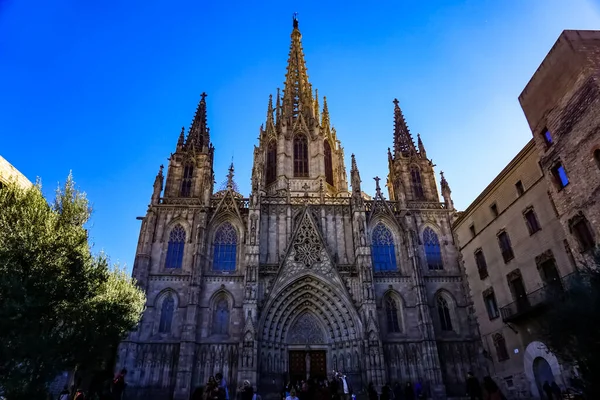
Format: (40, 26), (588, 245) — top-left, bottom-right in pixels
(454, 140), (576, 398)
(0, 155), (33, 189)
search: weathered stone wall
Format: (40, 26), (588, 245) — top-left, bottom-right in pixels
(519, 30), (600, 265)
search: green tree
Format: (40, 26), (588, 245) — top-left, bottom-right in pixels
(536, 255), (600, 399)
(0, 175), (145, 400)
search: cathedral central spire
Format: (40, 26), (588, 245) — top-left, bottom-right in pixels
(392, 98), (417, 158)
(282, 13), (314, 122)
(185, 92), (211, 151)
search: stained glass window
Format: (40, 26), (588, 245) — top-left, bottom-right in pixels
(213, 298), (230, 335)
(293, 135), (309, 177)
(158, 294), (174, 333)
(213, 222), (237, 271)
(385, 297), (401, 333)
(437, 296), (453, 331)
(180, 164), (193, 197)
(165, 225), (185, 269)
(371, 223), (397, 272)
(324, 140), (333, 186)
(266, 140), (277, 185)
(411, 168), (424, 199)
(423, 227), (443, 270)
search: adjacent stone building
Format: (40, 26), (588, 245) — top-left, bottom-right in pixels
(453, 140), (577, 399)
(519, 30), (600, 266)
(0, 155), (32, 189)
(454, 29), (600, 399)
(117, 17), (481, 400)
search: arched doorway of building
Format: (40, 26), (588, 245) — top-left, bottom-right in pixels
(533, 357), (554, 399)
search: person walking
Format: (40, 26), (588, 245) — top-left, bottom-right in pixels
(466, 371), (482, 400)
(482, 376), (506, 400)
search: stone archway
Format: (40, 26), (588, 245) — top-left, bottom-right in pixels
(258, 274), (364, 392)
(524, 341), (564, 399)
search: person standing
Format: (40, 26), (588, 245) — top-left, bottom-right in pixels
(367, 382), (378, 400)
(466, 372), (482, 400)
(58, 386), (70, 400)
(482, 376), (506, 400)
(543, 381), (554, 400)
(216, 372), (230, 400)
(112, 369), (127, 400)
(336, 371), (352, 400)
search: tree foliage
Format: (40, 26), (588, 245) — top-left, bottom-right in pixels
(0, 176), (145, 399)
(536, 255), (600, 398)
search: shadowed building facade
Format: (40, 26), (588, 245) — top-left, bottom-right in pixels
(117, 17), (481, 400)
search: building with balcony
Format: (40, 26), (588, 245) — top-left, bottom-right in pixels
(454, 140), (578, 399)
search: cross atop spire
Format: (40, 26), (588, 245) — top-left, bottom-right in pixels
(293, 12), (299, 29)
(374, 176), (382, 196)
(226, 162), (235, 189)
(392, 98), (417, 158)
(185, 92), (210, 151)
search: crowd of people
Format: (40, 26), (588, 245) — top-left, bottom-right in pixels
(191, 373), (261, 400)
(56, 368), (127, 400)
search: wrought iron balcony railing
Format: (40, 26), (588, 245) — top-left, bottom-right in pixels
(500, 272), (579, 322)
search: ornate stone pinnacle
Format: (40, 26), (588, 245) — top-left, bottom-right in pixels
(374, 176), (382, 195)
(226, 163), (235, 189)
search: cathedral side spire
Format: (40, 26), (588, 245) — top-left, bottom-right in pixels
(275, 88), (282, 131)
(440, 171), (454, 210)
(282, 13), (314, 123)
(351, 154), (363, 207)
(185, 92), (210, 151)
(417, 133), (427, 158)
(392, 98), (417, 158)
(313, 89), (320, 122)
(176, 126), (185, 151)
(321, 96), (331, 132)
(264, 94), (276, 138)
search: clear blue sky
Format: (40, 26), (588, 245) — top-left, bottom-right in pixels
(2, 0), (599, 270)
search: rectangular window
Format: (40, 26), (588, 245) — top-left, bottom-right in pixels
(498, 231), (514, 263)
(515, 180), (524, 196)
(475, 249), (488, 280)
(542, 128), (553, 146)
(483, 291), (499, 320)
(524, 208), (541, 234)
(551, 163), (569, 189)
(573, 219), (595, 251)
(490, 203), (499, 217)
(469, 224), (476, 238)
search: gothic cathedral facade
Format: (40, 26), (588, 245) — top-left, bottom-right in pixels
(118, 17), (481, 400)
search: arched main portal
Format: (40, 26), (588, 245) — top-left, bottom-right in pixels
(258, 275), (364, 391)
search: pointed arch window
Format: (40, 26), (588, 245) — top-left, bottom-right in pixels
(437, 295), (453, 331)
(266, 140), (277, 185)
(493, 333), (509, 361)
(180, 163), (194, 197)
(371, 223), (398, 272)
(165, 225), (185, 269)
(423, 227), (443, 270)
(293, 134), (309, 177)
(324, 140), (334, 186)
(411, 167), (424, 199)
(213, 298), (230, 335)
(213, 222), (237, 271)
(158, 294), (175, 333)
(385, 297), (402, 333)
